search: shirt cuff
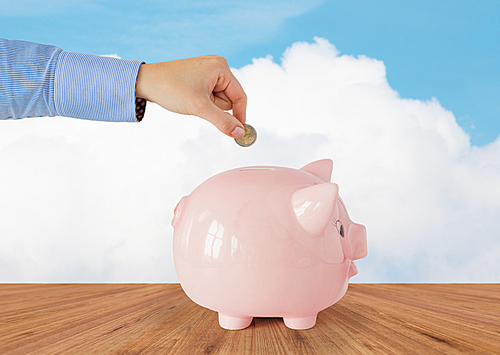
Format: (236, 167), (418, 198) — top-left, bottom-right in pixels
(54, 51), (144, 122)
(135, 97), (147, 122)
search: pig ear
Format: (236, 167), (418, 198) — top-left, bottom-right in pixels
(345, 223), (367, 260)
(300, 159), (333, 182)
(291, 183), (338, 235)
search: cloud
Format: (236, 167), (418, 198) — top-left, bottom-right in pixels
(1, 37), (499, 282)
(232, 37), (500, 282)
(100, 54), (121, 59)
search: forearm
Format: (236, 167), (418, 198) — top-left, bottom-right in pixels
(54, 51), (143, 122)
(0, 38), (144, 122)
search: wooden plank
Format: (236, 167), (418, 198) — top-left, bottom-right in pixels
(0, 284), (498, 354)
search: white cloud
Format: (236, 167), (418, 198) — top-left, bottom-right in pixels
(1, 37), (499, 282)
(100, 54), (121, 59)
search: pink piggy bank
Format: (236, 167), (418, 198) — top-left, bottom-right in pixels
(172, 159), (367, 330)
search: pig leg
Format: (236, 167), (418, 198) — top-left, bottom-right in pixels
(218, 313), (253, 330)
(283, 314), (317, 330)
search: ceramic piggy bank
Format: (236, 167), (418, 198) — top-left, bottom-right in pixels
(172, 159), (367, 330)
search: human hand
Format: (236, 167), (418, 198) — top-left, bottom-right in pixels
(135, 55), (247, 138)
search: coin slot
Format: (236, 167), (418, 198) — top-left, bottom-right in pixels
(239, 168), (274, 171)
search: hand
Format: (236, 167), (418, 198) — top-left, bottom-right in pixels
(135, 55), (247, 138)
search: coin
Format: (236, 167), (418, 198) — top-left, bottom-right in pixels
(235, 124), (257, 147)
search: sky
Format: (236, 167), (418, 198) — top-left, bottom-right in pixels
(2, 0), (499, 146)
(0, 1), (499, 283)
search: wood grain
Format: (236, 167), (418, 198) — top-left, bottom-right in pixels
(0, 284), (498, 354)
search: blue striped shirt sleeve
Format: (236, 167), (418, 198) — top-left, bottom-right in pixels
(0, 38), (144, 122)
(0, 38), (61, 120)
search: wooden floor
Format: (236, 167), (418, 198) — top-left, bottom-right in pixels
(0, 284), (498, 354)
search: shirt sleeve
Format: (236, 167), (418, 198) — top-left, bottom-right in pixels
(0, 38), (145, 122)
(0, 38), (61, 120)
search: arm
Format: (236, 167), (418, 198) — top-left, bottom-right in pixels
(0, 39), (247, 137)
(0, 38), (61, 120)
(0, 38), (145, 123)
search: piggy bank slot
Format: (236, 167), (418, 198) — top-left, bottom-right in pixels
(239, 168), (274, 171)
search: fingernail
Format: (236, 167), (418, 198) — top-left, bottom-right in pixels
(231, 126), (245, 138)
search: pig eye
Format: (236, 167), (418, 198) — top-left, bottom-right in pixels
(333, 219), (345, 238)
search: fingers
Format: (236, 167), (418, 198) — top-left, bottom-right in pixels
(212, 60), (247, 125)
(206, 61), (247, 135)
(212, 91), (233, 111)
(222, 73), (247, 125)
(223, 75), (247, 125)
(198, 99), (245, 138)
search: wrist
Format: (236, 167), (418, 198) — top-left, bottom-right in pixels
(135, 63), (150, 100)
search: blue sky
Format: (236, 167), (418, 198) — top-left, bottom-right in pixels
(1, 0), (499, 146)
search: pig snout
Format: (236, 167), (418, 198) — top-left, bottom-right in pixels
(346, 223), (367, 260)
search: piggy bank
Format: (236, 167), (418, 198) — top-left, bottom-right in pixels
(172, 159), (367, 330)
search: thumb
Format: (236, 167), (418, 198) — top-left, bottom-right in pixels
(198, 100), (245, 138)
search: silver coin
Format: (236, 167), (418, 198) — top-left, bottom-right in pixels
(235, 124), (257, 147)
